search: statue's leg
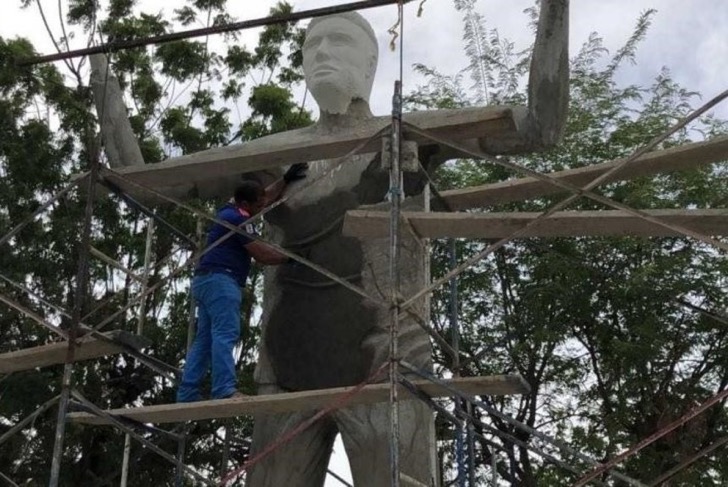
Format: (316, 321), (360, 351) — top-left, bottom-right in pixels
(334, 398), (437, 487)
(246, 385), (338, 487)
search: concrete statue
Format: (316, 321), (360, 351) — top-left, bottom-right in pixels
(246, 3), (570, 486)
(89, 2), (569, 485)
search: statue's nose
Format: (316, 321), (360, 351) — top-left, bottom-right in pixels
(315, 38), (333, 61)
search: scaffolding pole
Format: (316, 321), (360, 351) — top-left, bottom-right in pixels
(48, 151), (99, 487)
(120, 217), (155, 487)
(387, 77), (404, 487)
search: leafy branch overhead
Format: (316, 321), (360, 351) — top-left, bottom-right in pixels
(413, 4), (728, 486)
(0, 0), (310, 483)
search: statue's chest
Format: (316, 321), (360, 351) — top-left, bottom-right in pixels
(276, 153), (388, 244)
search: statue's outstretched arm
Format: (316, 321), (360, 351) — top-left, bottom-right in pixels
(479, 0), (570, 154)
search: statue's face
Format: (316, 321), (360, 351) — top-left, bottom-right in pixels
(303, 17), (377, 114)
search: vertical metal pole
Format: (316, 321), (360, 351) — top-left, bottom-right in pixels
(449, 240), (460, 374)
(449, 241), (464, 483)
(455, 422), (466, 487)
(491, 449), (498, 487)
(388, 79), (403, 487)
(119, 436), (131, 487)
(137, 218), (156, 333)
(449, 240), (470, 486)
(389, 3), (406, 483)
(120, 218), (155, 487)
(467, 402), (476, 486)
(187, 218), (204, 352)
(220, 420), (232, 477)
(49, 147), (100, 487)
(175, 431), (187, 487)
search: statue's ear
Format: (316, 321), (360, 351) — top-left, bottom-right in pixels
(365, 54), (377, 81)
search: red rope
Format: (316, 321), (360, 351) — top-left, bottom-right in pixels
(218, 361), (391, 486)
(572, 386), (728, 486)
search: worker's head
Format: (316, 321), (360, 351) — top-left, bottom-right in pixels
(303, 12), (378, 114)
(234, 181), (266, 215)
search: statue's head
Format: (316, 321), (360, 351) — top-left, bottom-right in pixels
(303, 12), (378, 115)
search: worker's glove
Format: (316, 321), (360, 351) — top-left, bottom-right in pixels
(283, 162), (308, 183)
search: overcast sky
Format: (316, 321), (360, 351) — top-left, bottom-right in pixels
(4, 0), (728, 119)
(2, 1), (726, 484)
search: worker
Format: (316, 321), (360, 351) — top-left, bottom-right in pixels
(176, 163), (308, 402)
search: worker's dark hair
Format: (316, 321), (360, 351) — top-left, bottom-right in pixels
(233, 181), (263, 205)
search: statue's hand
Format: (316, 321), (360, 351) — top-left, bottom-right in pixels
(283, 162), (309, 183)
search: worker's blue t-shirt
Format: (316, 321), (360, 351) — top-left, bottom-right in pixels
(197, 203), (256, 285)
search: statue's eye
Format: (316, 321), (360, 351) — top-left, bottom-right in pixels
(304, 37), (321, 50)
(328, 33), (352, 46)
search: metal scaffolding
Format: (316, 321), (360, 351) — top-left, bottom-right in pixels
(1, 1), (727, 486)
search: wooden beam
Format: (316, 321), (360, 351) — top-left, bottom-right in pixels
(0, 331), (149, 373)
(68, 375), (530, 425)
(98, 106), (516, 203)
(343, 209), (728, 239)
(441, 135), (728, 209)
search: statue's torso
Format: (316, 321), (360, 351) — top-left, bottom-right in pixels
(257, 152), (431, 391)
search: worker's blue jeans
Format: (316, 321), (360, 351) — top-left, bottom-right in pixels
(176, 273), (242, 402)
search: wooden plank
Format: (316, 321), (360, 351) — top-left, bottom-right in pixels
(0, 331), (149, 373)
(98, 106), (516, 203)
(343, 209), (728, 239)
(441, 135), (728, 209)
(68, 375), (530, 425)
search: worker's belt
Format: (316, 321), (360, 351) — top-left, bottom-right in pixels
(194, 268), (233, 277)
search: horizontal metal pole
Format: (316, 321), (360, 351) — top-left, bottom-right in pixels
(20, 0), (410, 66)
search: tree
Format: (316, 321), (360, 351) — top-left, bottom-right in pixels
(410, 2), (728, 485)
(0, 1), (311, 484)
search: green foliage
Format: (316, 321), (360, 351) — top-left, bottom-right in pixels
(0, 0), (312, 484)
(412, 4), (728, 486)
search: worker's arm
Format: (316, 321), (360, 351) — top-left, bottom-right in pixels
(264, 178), (286, 204)
(244, 240), (290, 265)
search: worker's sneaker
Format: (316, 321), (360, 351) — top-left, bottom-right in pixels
(225, 391), (247, 399)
